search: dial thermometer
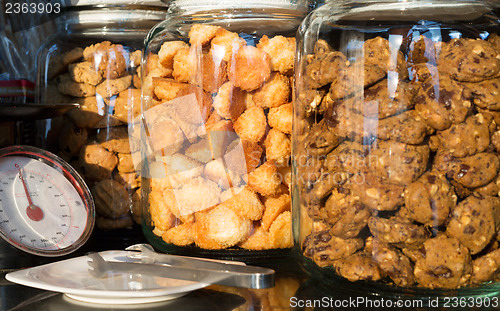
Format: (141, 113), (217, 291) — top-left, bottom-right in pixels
(0, 146), (94, 256)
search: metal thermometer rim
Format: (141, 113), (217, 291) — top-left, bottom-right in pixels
(0, 145), (95, 257)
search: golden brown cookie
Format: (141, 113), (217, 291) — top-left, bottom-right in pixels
(79, 141), (118, 181)
(377, 110), (433, 145)
(345, 79), (414, 119)
(83, 41), (128, 79)
(471, 248), (500, 284)
(96, 75), (132, 98)
(112, 88), (141, 123)
(252, 73), (291, 108)
(436, 113), (492, 157)
(194, 203), (252, 249)
(97, 126), (131, 153)
(92, 179), (131, 219)
(438, 38), (500, 82)
(268, 103), (292, 134)
(446, 194), (499, 255)
(414, 235), (472, 289)
(58, 124), (88, 157)
(212, 81), (246, 121)
(233, 106), (267, 143)
(334, 252), (383, 282)
(347, 172), (405, 211)
(368, 216), (429, 247)
(414, 75), (472, 130)
(305, 50), (349, 89)
(228, 45), (272, 92)
(466, 78), (500, 111)
(68, 61), (103, 86)
(67, 96), (105, 128)
(404, 171), (456, 226)
(323, 188), (370, 238)
(444, 152), (499, 188)
(369, 140), (430, 186)
(56, 73), (96, 98)
(329, 62), (386, 100)
(370, 239), (415, 287)
(363, 36), (408, 80)
(48, 47), (84, 79)
(257, 35), (295, 75)
(264, 129), (291, 166)
(302, 230), (364, 267)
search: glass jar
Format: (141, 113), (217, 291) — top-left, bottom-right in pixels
(294, 0), (500, 297)
(36, 2), (168, 230)
(139, 0), (309, 261)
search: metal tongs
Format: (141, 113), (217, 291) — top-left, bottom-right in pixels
(87, 244), (275, 289)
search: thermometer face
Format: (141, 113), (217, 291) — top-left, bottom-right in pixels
(0, 146), (94, 256)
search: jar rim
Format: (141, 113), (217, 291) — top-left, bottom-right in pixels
(164, 0), (308, 10)
(68, 0), (168, 6)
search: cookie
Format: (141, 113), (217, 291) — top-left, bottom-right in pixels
(438, 38), (500, 82)
(369, 140), (430, 186)
(368, 216), (429, 247)
(323, 188), (371, 238)
(83, 41), (127, 79)
(305, 50), (349, 89)
(56, 73), (96, 97)
(404, 171), (456, 226)
(327, 103), (378, 144)
(79, 141), (118, 181)
(68, 61), (103, 86)
(329, 63), (386, 100)
(113, 170), (140, 190)
(116, 152), (135, 172)
(92, 179), (131, 219)
(377, 110), (433, 145)
(466, 78), (500, 111)
(414, 235), (472, 289)
(334, 252), (383, 282)
(112, 88), (141, 123)
(347, 79), (414, 119)
(436, 113), (492, 157)
(446, 194), (499, 255)
(48, 47), (84, 79)
(97, 126), (131, 153)
(302, 230), (364, 267)
(347, 172), (405, 211)
(414, 75), (472, 130)
(444, 152), (499, 188)
(58, 124), (88, 157)
(67, 96), (105, 128)
(471, 248), (500, 284)
(363, 36), (408, 80)
(370, 239), (415, 287)
(96, 75), (132, 98)
(257, 35), (295, 75)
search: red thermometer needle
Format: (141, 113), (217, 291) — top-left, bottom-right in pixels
(15, 163), (44, 221)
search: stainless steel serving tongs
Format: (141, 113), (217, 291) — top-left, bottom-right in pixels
(87, 244), (275, 289)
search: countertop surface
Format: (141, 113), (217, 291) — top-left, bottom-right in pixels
(1, 226), (498, 311)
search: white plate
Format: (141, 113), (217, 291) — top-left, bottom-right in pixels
(6, 251), (210, 304)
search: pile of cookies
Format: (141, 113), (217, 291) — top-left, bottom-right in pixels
(43, 41), (142, 229)
(297, 35), (500, 289)
(142, 24), (295, 250)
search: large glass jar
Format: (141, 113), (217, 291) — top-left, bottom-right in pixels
(139, 0), (309, 261)
(294, 0), (500, 297)
(36, 2), (168, 230)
